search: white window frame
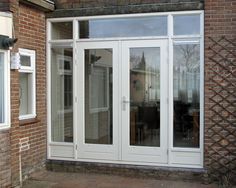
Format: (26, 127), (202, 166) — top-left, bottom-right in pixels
(0, 50), (10, 130)
(19, 48), (36, 120)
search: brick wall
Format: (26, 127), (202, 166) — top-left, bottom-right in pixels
(0, 131), (11, 188)
(0, 3), (13, 187)
(0, 1), (48, 187)
(0, 3), (44, 185)
(204, 0), (236, 183)
(8, 2), (47, 186)
(54, 0), (202, 9)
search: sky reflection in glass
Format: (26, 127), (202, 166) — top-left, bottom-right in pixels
(174, 15), (200, 35)
(80, 16), (167, 38)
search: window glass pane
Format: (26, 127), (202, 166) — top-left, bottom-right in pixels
(85, 49), (113, 144)
(0, 53), (4, 123)
(19, 73), (33, 115)
(174, 15), (200, 35)
(51, 22), (73, 40)
(51, 47), (73, 142)
(173, 43), (200, 148)
(20, 55), (31, 66)
(80, 16), (167, 38)
(130, 48), (160, 147)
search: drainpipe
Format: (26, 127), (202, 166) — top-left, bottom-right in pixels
(19, 151), (23, 187)
(19, 137), (30, 187)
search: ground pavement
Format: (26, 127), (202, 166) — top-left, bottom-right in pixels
(23, 169), (221, 188)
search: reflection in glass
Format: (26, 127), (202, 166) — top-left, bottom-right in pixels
(174, 15), (200, 35)
(20, 55), (31, 66)
(51, 22), (73, 40)
(85, 49), (113, 144)
(173, 44), (200, 148)
(79, 16), (167, 38)
(0, 53), (4, 123)
(130, 48), (160, 147)
(19, 73), (32, 115)
(51, 47), (73, 142)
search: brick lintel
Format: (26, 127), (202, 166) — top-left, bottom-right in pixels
(20, 0), (55, 12)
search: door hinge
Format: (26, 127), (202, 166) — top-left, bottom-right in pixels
(75, 97), (78, 103)
(167, 98), (169, 104)
(75, 144), (78, 150)
(167, 149), (169, 155)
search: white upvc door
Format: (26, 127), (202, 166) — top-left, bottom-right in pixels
(121, 39), (169, 163)
(77, 39), (168, 163)
(77, 41), (119, 160)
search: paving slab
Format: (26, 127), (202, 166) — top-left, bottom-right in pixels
(23, 169), (220, 188)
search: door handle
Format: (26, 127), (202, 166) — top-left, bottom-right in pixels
(122, 96), (130, 110)
(123, 97), (130, 103)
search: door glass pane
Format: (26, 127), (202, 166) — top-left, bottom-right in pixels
(173, 43), (200, 148)
(174, 15), (200, 35)
(79, 16), (167, 38)
(130, 48), (160, 147)
(0, 53), (4, 123)
(51, 47), (73, 142)
(85, 49), (113, 144)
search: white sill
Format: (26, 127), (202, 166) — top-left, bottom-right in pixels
(0, 124), (10, 131)
(19, 114), (36, 120)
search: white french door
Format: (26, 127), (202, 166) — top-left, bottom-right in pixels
(77, 39), (168, 163)
(77, 41), (119, 160)
(121, 40), (168, 163)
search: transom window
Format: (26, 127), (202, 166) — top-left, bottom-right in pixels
(79, 16), (168, 38)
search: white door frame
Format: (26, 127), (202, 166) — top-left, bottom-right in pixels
(47, 11), (204, 168)
(77, 39), (169, 163)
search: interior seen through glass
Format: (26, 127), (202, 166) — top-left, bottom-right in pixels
(0, 53), (4, 123)
(130, 47), (160, 147)
(85, 49), (113, 144)
(19, 73), (32, 115)
(51, 47), (73, 142)
(173, 43), (200, 148)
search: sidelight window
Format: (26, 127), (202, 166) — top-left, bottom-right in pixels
(173, 43), (200, 148)
(51, 46), (73, 142)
